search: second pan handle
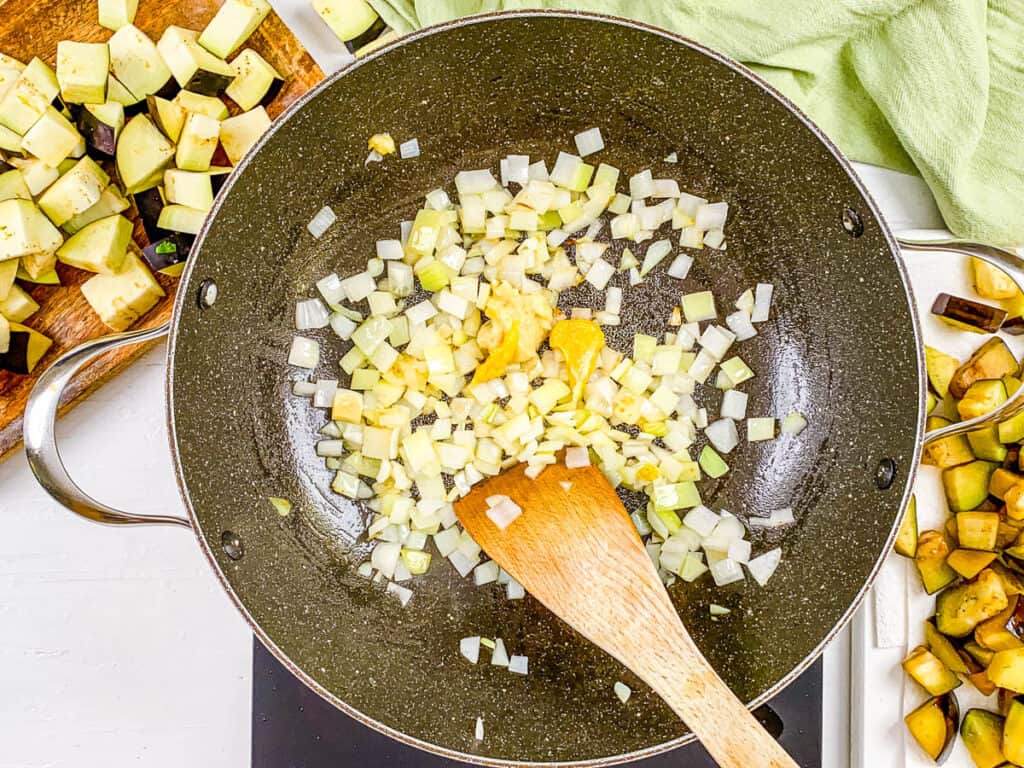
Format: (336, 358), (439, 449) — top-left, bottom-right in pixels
(898, 236), (1024, 446)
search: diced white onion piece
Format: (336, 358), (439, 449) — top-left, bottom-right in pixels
(747, 417), (775, 442)
(695, 408), (709, 429)
(782, 412), (808, 435)
(486, 494), (510, 507)
(387, 262), (414, 297)
(547, 228), (569, 247)
(366, 149), (383, 165)
(640, 240), (672, 277)
(565, 446), (591, 468)
(703, 229), (726, 250)
(651, 179), (680, 198)
(528, 160), (549, 181)
(747, 548), (782, 586)
(508, 654), (529, 675)
(749, 508), (796, 529)
(376, 239), (404, 260)
(667, 254), (693, 279)
(295, 298), (330, 330)
(687, 350), (717, 384)
(574, 127), (604, 157)
(307, 205), (336, 238)
(371, 541), (401, 578)
(664, 152), (678, 163)
(679, 226), (703, 249)
(629, 169), (654, 199)
(317, 273), (345, 305)
(400, 220), (413, 243)
(386, 582), (413, 606)
(448, 550), (477, 577)
(312, 378), (338, 408)
(710, 557), (744, 586)
(614, 682), (632, 703)
(752, 283), (774, 322)
(425, 188), (451, 210)
(698, 325), (735, 360)
(406, 299), (437, 325)
(727, 539), (752, 564)
(455, 169), (497, 195)
(460, 636), (481, 664)
(486, 498), (523, 531)
(709, 603), (731, 616)
(720, 389), (748, 421)
(475, 717), (484, 741)
(585, 258), (615, 290)
(473, 560), (500, 585)
(491, 638), (510, 666)
(695, 201), (728, 231)
(683, 505), (720, 537)
(550, 152), (584, 188)
(725, 310), (757, 341)
(628, 267), (641, 286)
(507, 580), (525, 599)
(399, 138), (420, 158)
(293, 380), (317, 397)
(329, 313), (357, 339)
(676, 193), (707, 217)
(705, 418), (739, 454)
(434, 527), (460, 557)
(341, 272), (376, 303)
(288, 336), (319, 369)
(504, 154), (530, 185)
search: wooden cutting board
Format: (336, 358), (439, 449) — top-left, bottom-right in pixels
(0, 0), (325, 462)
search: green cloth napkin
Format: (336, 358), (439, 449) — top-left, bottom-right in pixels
(368, 0), (1024, 246)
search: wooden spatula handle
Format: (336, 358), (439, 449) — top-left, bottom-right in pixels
(629, 607), (800, 768)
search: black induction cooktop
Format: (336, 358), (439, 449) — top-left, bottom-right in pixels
(252, 640), (822, 767)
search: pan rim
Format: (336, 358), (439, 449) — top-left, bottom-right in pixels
(166, 9), (926, 766)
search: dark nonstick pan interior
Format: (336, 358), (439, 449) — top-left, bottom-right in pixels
(168, 12), (923, 765)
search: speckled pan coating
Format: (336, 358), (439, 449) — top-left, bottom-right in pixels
(167, 11), (924, 766)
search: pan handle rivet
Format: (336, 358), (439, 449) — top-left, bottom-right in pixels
(221, 530), (244, 560)
(198, 279), (218, 309)
(874, 458), (896, 490)
(841, 207), (864, 237)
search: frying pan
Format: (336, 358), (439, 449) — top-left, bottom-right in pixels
(21, 11), (1024, 766)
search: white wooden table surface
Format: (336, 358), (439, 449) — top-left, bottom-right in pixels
(0, 6), (985, 766)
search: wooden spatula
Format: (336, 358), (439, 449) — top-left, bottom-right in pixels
(455, 457), (800, 768)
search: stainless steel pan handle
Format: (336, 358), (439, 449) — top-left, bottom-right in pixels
(897, 236), (1024, 446)
(23, 322), (191, 529)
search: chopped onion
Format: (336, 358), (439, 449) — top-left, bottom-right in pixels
(747, 548), (782, 586)
(667, 254), (693, 279)
(695, 201), (728, 231)
(491, 638), (510, 666)
(629, 169), (654, 199)
(651, 179), (680, 198)
(399, 138), (420, 158)
(705, 418), (739, 454)
(752, 283), (774, 322)
(371, 541), (401, 578)
(709, 603), (731, 617)
(720, 389), (748, 421)
(565, 446), (591, 468)
(486, 498), (523, 531)
(664, 152), (678, 163)
(709, 557), (744, 586)
(316, 273), (345, 305)
(725, 310), (757, 341)
(508, 654), (529, 675)
(683, 505), (719, 537)
(613, 681), (632, 703)
(475, 717), (484, 741)
(505, 154), (530, 185)
(295, 298), (330, 330)
(292, 380), (316, 397)
(448, 550), (477, 577)
(782, 412), (808, 435)
(727, 539), (751, 564)
(312, 379), (338, 408)
(640, 239), (672, 277)
(386, 582), (413, 606)
(288, 336), (319, 369)
(376, 239), (403, 260)
(574, 127), (605, 157)
(307, 205), (336, 238)
(585, 258), (615, 290)
(455, 169), (496, 195)
(507, 580), (525, 600)
(679, 226), (703, 249)
(329, 313), (357, 339)
(486, 494), (510, 507)
(474, 560), (500, 585)
(703, 229), (726, 250)
(749, 508), (796, 529)
(460, 636), (481, 664)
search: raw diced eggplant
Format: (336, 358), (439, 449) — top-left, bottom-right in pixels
(108, 25), (173, 100)
(199, 0), (272, 59)
(313, 0), (387, 54)
(80, 248), (165, 331)
(158, 27), (234, 96)
(56, 41), (109, 104)
(98, 0), (138, 31)
(960, 709), (1006, 768)
(57, 214), (133, 274)
(926, 346), (960, 400)
(903, 646), (962, 696)
(157, 204), (206, 235)
(38, 156), (110, 227)
(175, 112), (220, 171)
(990, 468), (1022, 500)
(948, 549), (998, 580)
(957, 511), (1000, 551)
(936, 569), (1008, 637)
(916, 530), (958, 594)
(0, 283), (39, 322)
(968, 427), (1008, 463)
(0, 58), (60, 135)
(924, 620), (970, 675)
(15, 263), (59, 285)
(904, 692), (959, 764)
(895, 495), (919, 557)
(0, 312), (7, 353)
(220, 106), (270, 165)
(987, 647), (1024, 693)
(943, 461), (999, 512)
(0, 169), (31, 202)
(952, 337), (1020, 399)
(975, 595), (1024, 652)
(132, 185), (168, 241)
(0, 322), (52, 374)
(1005, 697), (1024, 764)
(106, 74), (146, 116)
(0, 54), (25, 72)
(65, 185), (130, 234)
(146, 95), (186, 142)
(973, 258), (1019, 300)
(922, 416), (975, 468)
(116, 114), (174, 193)
(0, 258), (16, 300)
(172, 90), (229, 120)
(141, 231), (193, 276)
(164, 169), (213, 211)
(933, 293), (1007, 334)
(225, 48), (283, 110)
(0, 66), (22, 107)
(20, 248), (56, 281)
(958, 380), (1008, 421)
(9, 158), (59, 196)
(0, 124), (20, 152)
(0, 198), (63, 264)
(20, 106), (82, 167)
(76, 101), (124, 157)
